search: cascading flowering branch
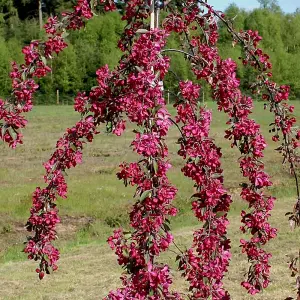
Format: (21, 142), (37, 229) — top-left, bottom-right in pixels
(107, 29), (180, 299)
(200, 1), (300, 293)
(164, 1), (279, 295)
(212, 56), (277, 295)
(24, 62), (125, 279)
(199, 0), (300, 225)
(228, 19), (300, 233)
(231, 21), (300, 171)
(175, 80), (232, 299)
(104, 2), (180, 298)
(22, 0), (119, 280)
(3, 0), (299, 298)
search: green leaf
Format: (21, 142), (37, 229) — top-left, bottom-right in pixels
(216, 211), (227, 218)
(136, 29), (149, 34)
(21, 71), (26, 82)
(106, 122), (112, 132)
(29, 66), (35, 74)
(203, 277), (210, 285)
(133, 126), (145, 134)
(70, 144), (77, 151)
(61, 31), (70, 39)
(135, 66), (143, 73)
(162, 222), (170, 232)
(211, 173), (223, 179)
(8, 127), (17, 140)
(41, 56), (47, 66)
(154, 71), (161, 81)
(1, 125), (7, 137)
(153, 159), (158, 174)
(140, 190), (151, 201)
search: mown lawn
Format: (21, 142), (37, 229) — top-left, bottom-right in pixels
(0, 102), (299, 299)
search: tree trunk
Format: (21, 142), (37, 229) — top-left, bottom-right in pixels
(38, 0), (43, 30)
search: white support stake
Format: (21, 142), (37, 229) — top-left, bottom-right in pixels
(150, 0), (155, 30)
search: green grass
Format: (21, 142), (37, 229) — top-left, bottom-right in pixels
(0, 102), (300, 299)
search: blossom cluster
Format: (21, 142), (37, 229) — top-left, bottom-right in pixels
(25, 117), (97, 272)
(24, 58), (126, 278)
(106, 28), (180, 299)
(234, 26), (300, 172)
(234, 28), (300, 222)
(175, 80), (232, 299)
(213, 59), (277, 294)
(118, 0), (152, 52)
(24, 115), (97, 277)
(164, 2), (277, 294)
(195, 14), (276, 295)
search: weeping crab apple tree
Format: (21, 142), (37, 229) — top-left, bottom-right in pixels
(1, 0), (300, 298)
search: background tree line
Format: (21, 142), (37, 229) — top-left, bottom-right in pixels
(0, 0), (299, 103)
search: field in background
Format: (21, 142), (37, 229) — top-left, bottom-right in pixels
(0, 102), (300, 299)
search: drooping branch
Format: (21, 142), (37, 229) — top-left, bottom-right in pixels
(104, 1), (181, 297)
(175, 80), (232, 299)
(24, 0), (149, 277)
(24, 64), (126, 279)
(107, 29), (180, 299)
(199, 0), (300, 206)
(163, 2), (277, 295)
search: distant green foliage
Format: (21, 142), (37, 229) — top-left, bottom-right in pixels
(0, 2), (300, 103)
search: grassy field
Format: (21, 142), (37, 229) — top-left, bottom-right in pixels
(0, 102), (300, 299)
